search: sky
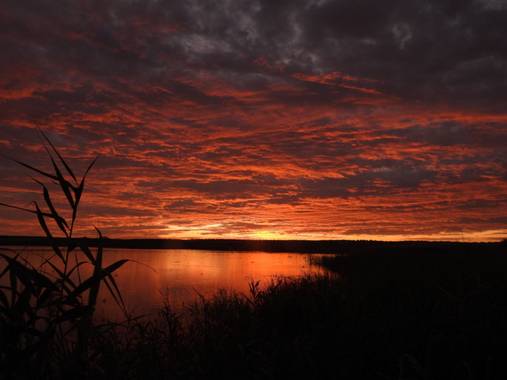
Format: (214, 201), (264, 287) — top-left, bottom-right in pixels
(0, 0), (506, 241)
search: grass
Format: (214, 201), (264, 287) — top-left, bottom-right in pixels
(0, 131), (127, 379)
(78, 268), (507, 380)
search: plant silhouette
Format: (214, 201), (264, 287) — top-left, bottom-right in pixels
(0, 131), (128, 378)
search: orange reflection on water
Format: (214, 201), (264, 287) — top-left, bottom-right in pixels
(5, 248), (329, 320)
(97, 249), (329, 319)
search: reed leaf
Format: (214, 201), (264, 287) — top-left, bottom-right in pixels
(13, 287), (32, 315)
(75, 157), (97, 205)
(0, 291), (9, 309)
(0, 261), (9, 279)
(87, 239), (103, 312)
(103, 274), (127, 314)
(34, 202), (64, 262)
(0, 202), (56, 220)
(4, 156), (58, 181)
(39, 129), (78, 184)
(35, 179), (69, 237)
(69, 260), (128, 301)
(1, 255), (56, 290)
(0, 133), (128, 377)
(40, 258), (77, 294)
(9, 264), (18, 306)
(49, 156), (75, 211)
(37, 287), (55, 307)
(66, 261), (88, 280)
(78, 244), (96, 266)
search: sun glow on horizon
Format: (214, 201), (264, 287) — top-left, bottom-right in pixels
(251, 230), (289, 240)
(157, 224), (507, 242)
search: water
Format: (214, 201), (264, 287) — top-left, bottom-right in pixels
(1, 247), (330, 320)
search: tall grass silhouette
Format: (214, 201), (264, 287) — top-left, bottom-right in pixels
(0, 132), (127, 378)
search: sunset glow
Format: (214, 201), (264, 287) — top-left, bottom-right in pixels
(1, 0), (506, 241)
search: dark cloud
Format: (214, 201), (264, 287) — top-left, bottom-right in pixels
(2, 0), (506, 108)
(380, 121), (507, 148)
(301, 160), (436, 198)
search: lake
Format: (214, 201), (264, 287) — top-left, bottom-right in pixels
(1, 247), (331, 320)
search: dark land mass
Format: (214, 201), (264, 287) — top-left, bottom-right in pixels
(0, 235), (505, 254)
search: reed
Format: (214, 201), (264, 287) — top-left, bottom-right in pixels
(87, 269), (507, 380)
(0, 131), (127, 379)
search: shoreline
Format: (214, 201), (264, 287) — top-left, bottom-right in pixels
(1, 235), (504, 254)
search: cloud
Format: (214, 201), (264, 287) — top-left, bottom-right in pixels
(0, 0), (506, 240)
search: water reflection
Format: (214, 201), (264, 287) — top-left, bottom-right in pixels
(3, 248), (330, 320)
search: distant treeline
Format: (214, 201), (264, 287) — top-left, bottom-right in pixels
(0, 235), (505, 254)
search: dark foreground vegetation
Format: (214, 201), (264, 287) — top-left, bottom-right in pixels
(2, 134), (507, 379)
(97, 258), (507, 380)
(4, 255), (507, 380)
